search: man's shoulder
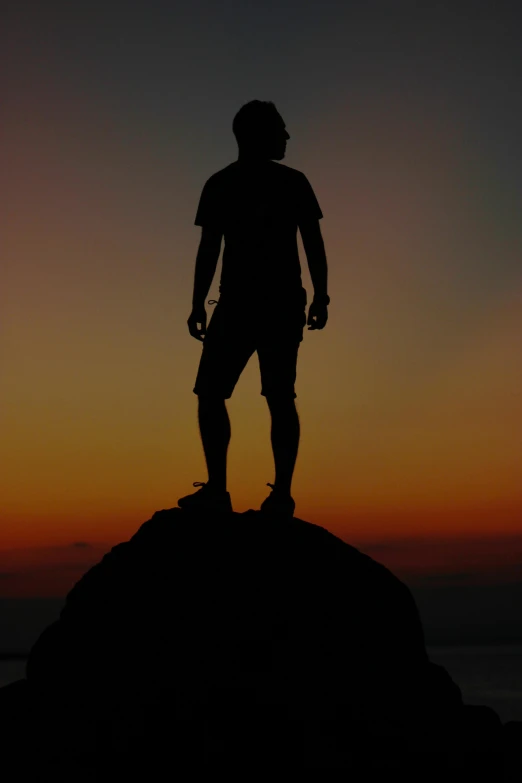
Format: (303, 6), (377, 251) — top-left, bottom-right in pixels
(198, 164), (232, 191)
(206, 162), (238, 181)
(201, 162), (308, 204)
(272, 162), (304, 177)
(207, 161), (306, 180)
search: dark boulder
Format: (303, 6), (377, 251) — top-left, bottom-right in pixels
(0, 509), (514, 777)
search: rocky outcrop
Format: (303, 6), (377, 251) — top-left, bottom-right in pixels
(1, 508), (518, 778)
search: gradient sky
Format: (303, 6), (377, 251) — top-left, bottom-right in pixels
(2, 1), (522, 594)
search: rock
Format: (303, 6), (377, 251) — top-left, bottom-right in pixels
(1, 509), (513, 774)
(503, 720), (522, 782)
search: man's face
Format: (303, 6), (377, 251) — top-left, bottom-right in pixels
(267, 115), (291, 160)
(240, 114), (291, 161)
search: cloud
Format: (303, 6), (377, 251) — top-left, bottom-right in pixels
(356, 542), (398, 553)
(0, 542), (113, 597)
(355, 538), (430, 554)
(408, 571), (484, 587)
(352, 534), (522, 588)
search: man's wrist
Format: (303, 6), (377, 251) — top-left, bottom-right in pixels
(313, 293), (330, 305)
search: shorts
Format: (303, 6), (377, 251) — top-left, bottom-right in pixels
(193, 290), (307, 400)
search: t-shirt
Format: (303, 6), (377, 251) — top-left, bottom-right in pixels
(194, 160), (323, 306)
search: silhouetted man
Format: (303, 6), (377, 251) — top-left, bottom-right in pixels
(178, 100), (329, 516)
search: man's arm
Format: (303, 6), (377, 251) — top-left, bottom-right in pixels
(300, 218), (329, 330)
(191, 226), (222, 307)
(188, 226), (222, 341)
(300, 218), (328, 299)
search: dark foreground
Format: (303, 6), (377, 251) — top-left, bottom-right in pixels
(1, 508), (520, 780)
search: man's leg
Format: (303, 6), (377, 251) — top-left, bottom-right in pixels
(266, 395), (300, 496)
(198, 394), (231, 493)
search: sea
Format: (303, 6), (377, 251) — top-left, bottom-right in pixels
(1, 644), (521, 725)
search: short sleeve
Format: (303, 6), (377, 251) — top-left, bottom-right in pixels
(296, 172), (323, 224)
(194, 177), (223, 228)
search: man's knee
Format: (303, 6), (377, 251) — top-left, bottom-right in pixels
(265, 393), (297, 411)
(197, 392), (229, 408)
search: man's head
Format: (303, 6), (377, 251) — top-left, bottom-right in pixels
(233, 100), (290, 161)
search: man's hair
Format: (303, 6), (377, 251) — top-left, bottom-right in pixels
(232, 100), (281, 146)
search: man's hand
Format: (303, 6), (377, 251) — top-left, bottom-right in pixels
(187, 304), (207, 341)
(307, 299), (328, 330)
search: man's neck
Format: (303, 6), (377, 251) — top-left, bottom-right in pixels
(237, 154), (271, 166)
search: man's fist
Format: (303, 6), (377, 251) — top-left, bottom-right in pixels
(187, 305), (207, 341)
(307, 299), (328, 330)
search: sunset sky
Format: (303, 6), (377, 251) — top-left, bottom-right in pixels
(2, 1), (522, 597)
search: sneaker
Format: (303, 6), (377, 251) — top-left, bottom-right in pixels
(259, 483), (295, 517)
(178, 481), (233, 514)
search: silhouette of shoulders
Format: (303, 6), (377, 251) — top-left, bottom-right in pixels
(194, 160), (322, 239)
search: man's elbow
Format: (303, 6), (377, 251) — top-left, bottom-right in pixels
(200, 225), (223, 251)
(301, 233), (326, 263)
(197, 238), (221, 265)
(299, 220), (324, 251)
